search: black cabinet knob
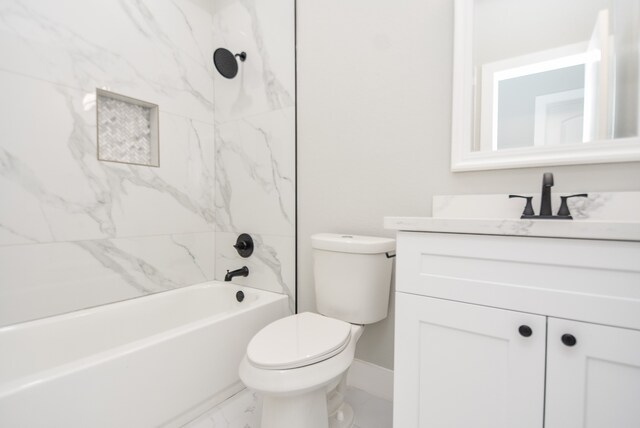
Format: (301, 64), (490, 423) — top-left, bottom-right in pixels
(518, 325), (533, 337)
(561, 334), (577, 347)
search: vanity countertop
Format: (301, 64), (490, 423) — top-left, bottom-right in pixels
(384, 216), (640, 241)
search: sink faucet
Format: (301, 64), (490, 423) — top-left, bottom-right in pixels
(510, 172), (588, 219)
(540, 172), (554, 217)
(225, 266), (249, 282)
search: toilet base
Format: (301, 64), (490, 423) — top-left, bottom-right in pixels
(328, 375), (354, 428)
(260, 374), (355, 428)
(329, 402), (355, 428)
(261, 388), (329, 428)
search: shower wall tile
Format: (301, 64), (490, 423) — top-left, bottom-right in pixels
(215, 231), (294, 313)
(0, 0), (214, 124)
(212, 0), (295, 123)
(0, 232), (215, 327)
(0, 1), (217, 326)
(213, 0), (295, 308)
(0, 70), (215, 245)
(215, 107), (295, 236)
(110, 113), (216, 238)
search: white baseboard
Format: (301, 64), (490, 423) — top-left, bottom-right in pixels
(346, 359), (394, 402)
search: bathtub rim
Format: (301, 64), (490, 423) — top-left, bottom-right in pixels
(0, 282), (288, 398)
(0, 280), (282, 333)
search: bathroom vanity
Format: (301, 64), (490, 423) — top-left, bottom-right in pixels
(387, 195), (640, 428)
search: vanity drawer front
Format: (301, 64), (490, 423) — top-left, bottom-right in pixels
(396, 231), (640, 330)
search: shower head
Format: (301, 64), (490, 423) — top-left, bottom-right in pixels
(213, 48), (246, 79)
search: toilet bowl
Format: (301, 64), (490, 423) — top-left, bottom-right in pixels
(239, 312), (363, 428)
(238, 233), (395, 428)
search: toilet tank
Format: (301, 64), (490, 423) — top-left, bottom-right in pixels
(311, 233), (395, 325)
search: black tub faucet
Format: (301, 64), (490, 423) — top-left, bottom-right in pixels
(225, 266), (249, 281)
(540, 172), (554, 217)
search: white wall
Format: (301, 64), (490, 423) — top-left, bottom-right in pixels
(297, 0), (640, 370)
(0, 0), (216, 326)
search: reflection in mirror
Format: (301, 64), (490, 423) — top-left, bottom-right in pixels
(474, 0), (638, 151)
(452, 0), (640, 170)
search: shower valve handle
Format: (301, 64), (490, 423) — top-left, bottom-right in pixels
(233, 233), (254, 258)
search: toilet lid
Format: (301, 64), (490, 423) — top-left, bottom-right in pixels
(247, 312), (351, 370)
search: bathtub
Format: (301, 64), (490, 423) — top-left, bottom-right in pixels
(0, 281), (289, 427)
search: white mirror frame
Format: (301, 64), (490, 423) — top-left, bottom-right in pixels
(451, 0), (640, 172)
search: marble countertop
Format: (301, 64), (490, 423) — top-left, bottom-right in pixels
(384, 216), (640, 241)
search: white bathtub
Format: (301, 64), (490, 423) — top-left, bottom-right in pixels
(0, 281), (289, 427)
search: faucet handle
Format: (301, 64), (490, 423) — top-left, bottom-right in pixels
(233, 233), (254, 258)
(509, 195), (535, 217)
(557, 194), (588, 218)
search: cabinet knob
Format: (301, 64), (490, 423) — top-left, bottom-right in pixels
(518, 325), (533, 337)
(561, 334), (577, 347)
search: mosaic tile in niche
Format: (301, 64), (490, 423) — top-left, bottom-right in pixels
(97, 89), (159, 166)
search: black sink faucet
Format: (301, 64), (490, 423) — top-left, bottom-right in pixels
(225, 266), (249, 281)
(540, 172), (554, 216)
(509, 172), (588, 219)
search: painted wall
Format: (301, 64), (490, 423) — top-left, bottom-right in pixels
(0, 0), (216, 326)
(212, 0), (296, 312)
(297, 0), (640, 370)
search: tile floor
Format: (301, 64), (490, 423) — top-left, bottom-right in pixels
(183, 386), (393, 428)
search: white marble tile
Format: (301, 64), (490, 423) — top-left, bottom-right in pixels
(0, 1), (219, 327)
(183, 387), (392, 428)
(0, 0), (215, 124)
(215, 107), (295, 236)
(0, 70), (215, 245)
(212, 0), (295, 123)
(212, 0), (295, 315)
(345, 387), (393, 428)
(183, 388), (261, 428)
(216, 231), (294, 313)
(110, 112), (216, 238)
(0, 70), (104, 244)
(0, 232), (214, 326)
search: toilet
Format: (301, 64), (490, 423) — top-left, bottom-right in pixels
(238, 233), (395, 428)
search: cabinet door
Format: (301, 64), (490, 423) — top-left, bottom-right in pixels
(545, 318), (640, 428)
(394, 293), (546, 428)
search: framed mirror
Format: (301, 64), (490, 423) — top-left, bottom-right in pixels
(451, 0), (640, 171)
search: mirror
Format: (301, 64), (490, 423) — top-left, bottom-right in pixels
(451, 0), (640, 171)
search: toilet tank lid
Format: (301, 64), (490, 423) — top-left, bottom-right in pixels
(311, 233), (395, 254)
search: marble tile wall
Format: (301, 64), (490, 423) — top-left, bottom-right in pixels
(212, 0), (296, 312)
(0, 0), (216, 326)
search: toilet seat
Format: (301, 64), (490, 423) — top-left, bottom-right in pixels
(247, 312), (351, 370)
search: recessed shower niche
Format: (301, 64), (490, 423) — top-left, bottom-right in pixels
(96, 89), (159, 167)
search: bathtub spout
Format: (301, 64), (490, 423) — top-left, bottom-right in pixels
(225, 266), (249, 281)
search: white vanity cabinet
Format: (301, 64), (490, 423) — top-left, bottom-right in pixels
(545, 318), (640, 428)
(393, 231), (640, 428)
(394, 294), (546, 428)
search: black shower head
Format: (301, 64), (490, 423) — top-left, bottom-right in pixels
(213, 48), (246, 79)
